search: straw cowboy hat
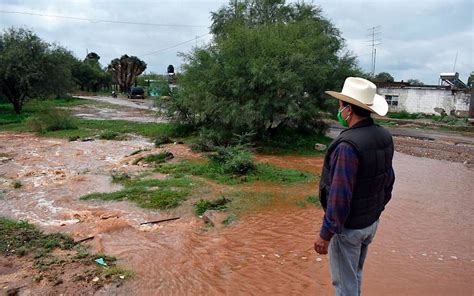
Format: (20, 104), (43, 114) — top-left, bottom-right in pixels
(325, 77), (388, 116)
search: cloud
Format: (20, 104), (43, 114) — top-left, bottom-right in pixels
(0, 0), (472, 83)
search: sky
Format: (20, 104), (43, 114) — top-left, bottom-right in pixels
(0, 0), (473, 85)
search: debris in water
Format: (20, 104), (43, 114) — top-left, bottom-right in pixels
(92, 277), (100, 282)
(274, 254), (280, 258)
(95, 258), (107, 266)
(438, 258), (443, 261)
(316, 258), (322, 262)
(140, 216), (180, 225)
(75, 236), (94, 244)
(301, 257), (307, 260)
(119, 275), (125, 279)
(422, 253), (427, 256)
(450, 256), (458, 260)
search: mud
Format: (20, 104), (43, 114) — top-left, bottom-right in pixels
(1, 131), (473, 295)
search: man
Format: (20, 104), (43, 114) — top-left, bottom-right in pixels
(314, 77), (395, 295)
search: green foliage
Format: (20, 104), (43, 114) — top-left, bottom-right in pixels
(81, 175), (198, 210)
(407, 78), (424, 86)
(166, 0), (360, 144)
(208, 146), (256, 175)
(13, 180), (22, 188)
(154, 135), (172, 147)
(72, 52), (112, 93)
(26, 108), (78, 134)
(372, 72), (395, 83)
(133, 151), (174, 165)
(194, 197), (230, 216)
(108, 55), (147, 93)
(102, 266), (134, 280)
(0, 217), (75, 255)
(99, 131), (121, 140)
(156, 159), (313, 185)
(0, 27), (78, 113)
(258, 128), (332, 155)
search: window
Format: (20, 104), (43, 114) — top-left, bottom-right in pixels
(385, 95), (399, 106)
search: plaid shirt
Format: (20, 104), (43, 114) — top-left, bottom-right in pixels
(319, 142), (395, 241)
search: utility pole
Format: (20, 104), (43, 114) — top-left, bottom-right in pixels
(367, 26), (382, 76)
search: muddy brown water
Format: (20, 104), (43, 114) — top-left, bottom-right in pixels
(1, 132), (473, 295)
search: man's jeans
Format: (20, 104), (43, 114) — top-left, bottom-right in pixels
(329, 220), (379, 296)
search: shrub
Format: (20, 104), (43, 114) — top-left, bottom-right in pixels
(154, 135), (172, 147)
(26, 108), (78, 133)
(99, 131), (121, 140)
(136, 151), (174, 165)
(208, 146), (256, 175)
(13, 180), (23, 189)
(195, 197), (230, 216)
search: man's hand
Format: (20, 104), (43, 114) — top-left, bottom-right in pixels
(314, 236), (330, 255)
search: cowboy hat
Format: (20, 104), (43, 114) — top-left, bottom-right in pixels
(325, 77), (388, 116)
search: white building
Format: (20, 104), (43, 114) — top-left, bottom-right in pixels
(376, 80), (472, 117)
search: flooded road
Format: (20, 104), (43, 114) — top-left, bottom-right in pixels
(1, 132), (473, 295)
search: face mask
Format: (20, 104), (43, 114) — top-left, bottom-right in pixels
(337, 105), (350, 127)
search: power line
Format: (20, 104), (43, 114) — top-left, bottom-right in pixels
(0, 10), (208, 28)
(141, 33), (210, 56)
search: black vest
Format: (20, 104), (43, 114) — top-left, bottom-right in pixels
(319, 118), (394, 229)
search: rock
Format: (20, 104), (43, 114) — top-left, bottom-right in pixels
(0, 157), (12, 164)
(314, 143), (327, 151)
(202, 210), (219, 226)
(81, 137), (95, 142)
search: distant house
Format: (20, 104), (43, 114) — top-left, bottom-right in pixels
(376, 73), (472, 117)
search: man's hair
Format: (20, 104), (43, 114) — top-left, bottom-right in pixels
(341, 101), (372, 117)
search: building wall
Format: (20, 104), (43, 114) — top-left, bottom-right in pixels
(377, 87), (471, 116)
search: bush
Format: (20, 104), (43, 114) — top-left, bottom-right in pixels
(133, 151), (174, 165)
(154, 135), (172, 147)
(26, 108), (78, 133)
(208, 146), (256, 175)
(195, 197), (230, 216)
(99, 131), (121, 140)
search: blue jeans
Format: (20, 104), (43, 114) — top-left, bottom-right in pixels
(329, 220), (379, 296)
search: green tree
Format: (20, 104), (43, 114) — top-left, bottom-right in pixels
(373, 72), (395, 82)
(72, 52), (110, 92)
(108, 55), (147, 93)
(169, 0), (360, 143)
(407, 78), (424, 86)
(0, 27), (76, 113)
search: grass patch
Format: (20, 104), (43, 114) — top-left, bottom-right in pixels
(295, 194), (321, 208)
(0, 217), (75, 256)
(102, 266), (134, 280)
(81, 175), (199, 210)
(0, 217), (133, 286)
(133, 151), (174, 165)
(194, 197), (230, 216)
(258, 133), (332, 156)
(0, 97), (190, 142)
(13, 180), (23, 189)
(156, 160), (313, 185)
(99, 130), (122, 140)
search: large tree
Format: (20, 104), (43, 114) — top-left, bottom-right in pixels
(0, 28), (76, 113)
(373, 72), (395, 83)
(169, 0), (360, 142)
(72, 52), (111, 92)
(107, 55), (147, 93)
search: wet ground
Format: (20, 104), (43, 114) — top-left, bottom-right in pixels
(1, 98), (473, 294)
(1, 130), (473, 295)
